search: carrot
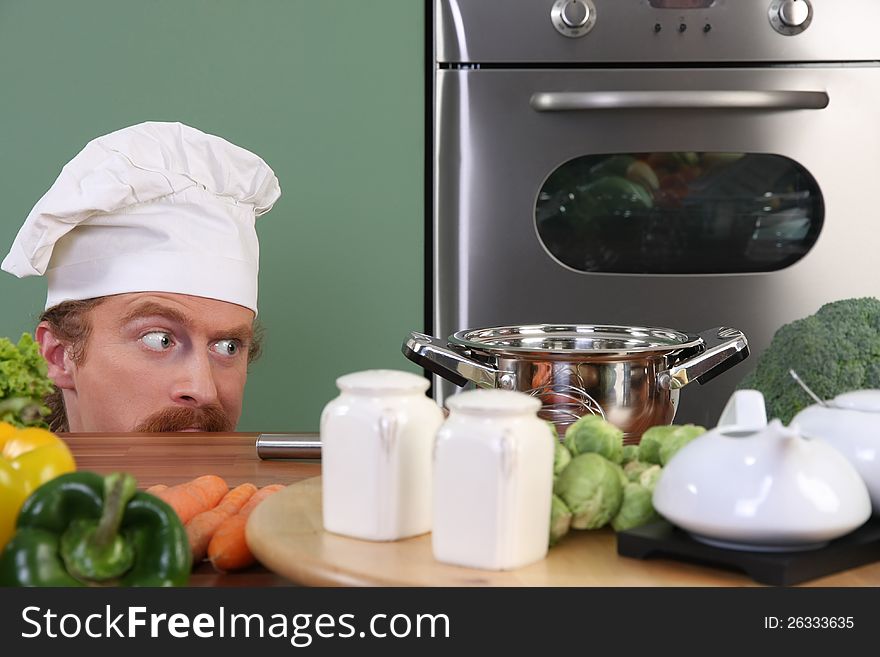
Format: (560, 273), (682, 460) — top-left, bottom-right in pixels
(207, 484), (286, 572)
(185, 483), (257, 563)
(145, 484), (168, 495)
(151, 475), (229, 524)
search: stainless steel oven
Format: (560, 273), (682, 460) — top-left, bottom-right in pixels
(430, 0), (880, 427)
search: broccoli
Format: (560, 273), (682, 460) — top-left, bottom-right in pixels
(737, 297), (880, 424)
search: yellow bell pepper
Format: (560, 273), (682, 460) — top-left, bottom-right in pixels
(0, 421), (76, 549)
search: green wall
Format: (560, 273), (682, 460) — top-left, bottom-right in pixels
(0, 0), (425, 431)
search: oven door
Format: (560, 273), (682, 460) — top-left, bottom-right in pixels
(434, 66), (880, 425)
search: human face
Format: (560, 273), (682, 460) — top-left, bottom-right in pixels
(60, 292), (255, 432)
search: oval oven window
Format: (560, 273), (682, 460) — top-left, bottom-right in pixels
(535, 152), (824, 274)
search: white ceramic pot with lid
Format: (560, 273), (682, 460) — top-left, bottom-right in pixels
(793, 389), (880, 515)
(653, 417), (872, 551)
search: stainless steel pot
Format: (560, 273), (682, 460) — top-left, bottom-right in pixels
(403, 325), (749, 443)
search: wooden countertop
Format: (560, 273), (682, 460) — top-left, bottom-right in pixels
(63, 432), (321, 587)
(62, 433), (880, 588)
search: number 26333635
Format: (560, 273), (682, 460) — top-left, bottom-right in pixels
(764, 617), (854, 629)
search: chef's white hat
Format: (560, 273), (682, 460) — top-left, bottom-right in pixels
(1, 121), (280, 315)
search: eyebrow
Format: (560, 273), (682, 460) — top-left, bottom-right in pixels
(119, 302), (254, 345)
(120, 302), (191, 328)
(214, 324), (255, 346)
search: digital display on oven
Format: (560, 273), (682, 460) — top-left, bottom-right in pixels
(649, 0), (715, 8)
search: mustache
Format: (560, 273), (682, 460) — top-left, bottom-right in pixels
(134, 404), (233, 432)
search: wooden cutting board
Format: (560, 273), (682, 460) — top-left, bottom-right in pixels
(245, 477), (880, 586)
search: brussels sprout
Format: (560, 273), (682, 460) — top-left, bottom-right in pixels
(549, 494), (572, 547)
(564, 415), (624, 464)
(638, 424), (705, 465)
(621, 444), (639, 464)
(638, 464), (662, 492)
(611, 483), (659, 532)
(546, 421), (560, 443)
(554, 453), (624, 530)
(659, 425), (705, 466)
(623, 459), (653, 483)
(612, 461), (628, 489)
(554, 441), (572, 478)
(637, 426), (669, 464)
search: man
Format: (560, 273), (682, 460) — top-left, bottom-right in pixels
(1, 121), (281, 432)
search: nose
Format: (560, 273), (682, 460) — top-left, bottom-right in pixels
(171, 351), (220, 407)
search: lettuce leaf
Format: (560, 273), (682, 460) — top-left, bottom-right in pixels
(0, 333), (53, 427)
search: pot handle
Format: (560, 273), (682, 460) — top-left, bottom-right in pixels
(402, 332), (498, 388)
(657, 327), (749, 390)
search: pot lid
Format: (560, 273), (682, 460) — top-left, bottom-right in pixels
(450, 324), (703, 356)
(831, 389), (880, 412)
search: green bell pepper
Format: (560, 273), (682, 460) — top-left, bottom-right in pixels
(0, 471), (191, 586)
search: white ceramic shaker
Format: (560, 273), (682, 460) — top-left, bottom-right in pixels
(432, 389), (555, 570)
(321, 369), (444, 541)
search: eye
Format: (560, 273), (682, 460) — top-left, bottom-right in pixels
(211, 339), (241, 357)
(141, 331), (174, 351)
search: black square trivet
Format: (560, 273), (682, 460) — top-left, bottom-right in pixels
(616, 518), (880, 586)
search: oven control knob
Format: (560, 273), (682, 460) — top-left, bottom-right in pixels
(561, 1), (589, 28)
(551, 0), (597, 38)
(768, 0), (812, 35)
(779, 0), (809, 26)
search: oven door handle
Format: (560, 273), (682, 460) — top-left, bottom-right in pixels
(530, 90), (829, 111)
